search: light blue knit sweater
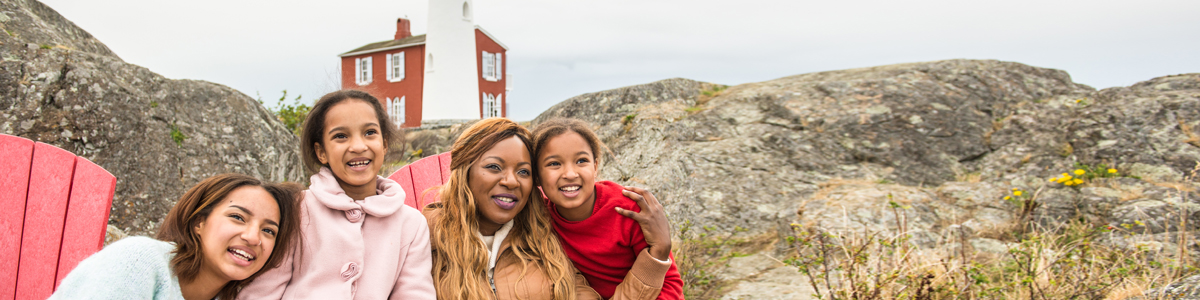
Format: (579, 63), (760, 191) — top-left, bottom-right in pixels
(49, 236), (184, 300)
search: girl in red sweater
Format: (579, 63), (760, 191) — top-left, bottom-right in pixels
(532, 118), (684, 300)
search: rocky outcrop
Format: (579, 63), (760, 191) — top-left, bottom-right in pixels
(0, 0), (304, 236)
(532, 60), (1200, 298)
(533, 59), (1199, 236)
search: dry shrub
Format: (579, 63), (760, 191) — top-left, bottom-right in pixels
(779, 190), (1197, 300)
(673, 221), (776, 299)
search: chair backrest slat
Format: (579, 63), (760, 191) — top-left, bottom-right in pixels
(15, 143), (77, 300)
(0, 135), (34, 300)
(437, 152), (451, 184)
(55, 157), (116, 287)
(389, 152), (453, 210)
(0, 134), (120, 299)
(391, 166), (418, 209)
(409, 155), (444, 209)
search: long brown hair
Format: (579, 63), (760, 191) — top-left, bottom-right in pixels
(299, 89), (401, 174)
(156, 174), (302, 299)
(429, 118), (576, 299)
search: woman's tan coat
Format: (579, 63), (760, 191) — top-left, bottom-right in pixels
(424, 207), (601, 300)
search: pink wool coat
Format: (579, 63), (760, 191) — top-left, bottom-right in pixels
(238, 168), (435, 299)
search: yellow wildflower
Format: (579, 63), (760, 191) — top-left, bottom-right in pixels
(1048, 177), (1057, 182)
(1108, 168), (1117, 174)
(1073, 179), (1084, 185)
(1012, 188), (1019, 191)
(1064, 181), (1075, 186)
(1074, 169), (1085, 175)
(1061, 173), (1070, 178)
(1004, 196), (1012, 200)
(1014, 191), (1023, 196)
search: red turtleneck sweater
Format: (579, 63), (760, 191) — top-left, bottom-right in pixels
(548, 181), (684, 299)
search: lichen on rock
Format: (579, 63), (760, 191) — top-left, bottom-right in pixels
(0, 0), (303, 236)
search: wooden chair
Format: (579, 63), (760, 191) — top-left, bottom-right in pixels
(388, 152), (452, 210)
(0, 134), (116, 300)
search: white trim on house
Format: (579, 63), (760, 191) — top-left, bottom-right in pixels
(495, 52), (502, 80)
(388, 96), (406, 125)
(481, 93), (491, 118)
(482, 51), (495, 81)
(338, 41), (426, 58)
(474, 26), (508, 50)
(387, 52), (405, 82)
(355, 56), (373, 85)
(480, 93), (501, 118)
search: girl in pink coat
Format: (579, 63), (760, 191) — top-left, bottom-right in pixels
(239, 90), (435, 299)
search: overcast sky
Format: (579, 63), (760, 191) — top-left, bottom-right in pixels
(39, 0), (1200, 121)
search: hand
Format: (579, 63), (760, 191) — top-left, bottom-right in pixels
(616, 186), (672, 261)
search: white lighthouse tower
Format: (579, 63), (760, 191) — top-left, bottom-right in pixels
(422, 0), (481, 120)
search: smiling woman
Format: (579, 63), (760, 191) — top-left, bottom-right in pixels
(424, 117), (600, 300)
(49, 174), (302, 300)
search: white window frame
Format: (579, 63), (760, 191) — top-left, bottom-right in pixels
(495, 53), (502, 81)
(482, 93), (491, 118)
(481, 51), (495, 81)
(494, 93), (502, 117)
(386, 52), (405, 82)
(356, 56), (373, 85)
(389, 96), (405, 125)
(482, 93), (501, 118)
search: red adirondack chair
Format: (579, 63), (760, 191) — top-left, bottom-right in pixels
(388, 152), (452, 210)
(0, 134), (116, 300)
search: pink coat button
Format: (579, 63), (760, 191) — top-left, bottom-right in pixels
(341, 262), (359, 281)
(345, 208), (364, 222)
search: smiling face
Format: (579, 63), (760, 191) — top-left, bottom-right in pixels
(537, 131), (598, 221)
(469, 136), (534, 235)
(315, 99), (387, 197)
(194, 185), (281, 282)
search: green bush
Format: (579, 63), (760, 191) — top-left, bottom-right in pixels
(267, 90), (310, 136)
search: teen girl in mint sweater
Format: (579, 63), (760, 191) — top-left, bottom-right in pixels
(51, 174), (302, 300)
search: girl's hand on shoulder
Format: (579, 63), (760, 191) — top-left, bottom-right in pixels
(616, 186), (672, 261)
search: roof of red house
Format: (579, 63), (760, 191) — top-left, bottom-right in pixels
(338, 26), (508, 58)
(339, 34), (427, 57)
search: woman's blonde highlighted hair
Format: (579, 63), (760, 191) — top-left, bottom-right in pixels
(428, 117), (576, 299)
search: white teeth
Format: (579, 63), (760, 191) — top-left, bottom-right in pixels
(348, 160), (370, 167)
(495, 197), (515, 203)
(230, 249), (254, 261)
(561, 186), (580, 192)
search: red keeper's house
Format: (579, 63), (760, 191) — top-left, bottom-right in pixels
(339, 0), (508, 128)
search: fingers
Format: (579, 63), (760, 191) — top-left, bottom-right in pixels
(623, 185), (648, 197)
(623, 186), (663, 211)
(641, 188), (663, 208)
(622, 189), (652, 212)
(615, 206), (643, 221)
